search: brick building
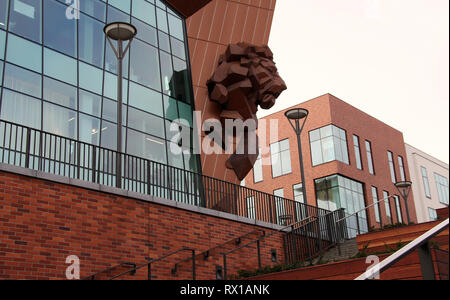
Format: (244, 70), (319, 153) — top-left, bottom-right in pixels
(245, 94), (418, 234)
(0, 0), (297, 280)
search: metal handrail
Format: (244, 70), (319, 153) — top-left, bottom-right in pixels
(109, 247), (196, 280)
(284, 209), (347, 265)
(0, 119), (332, 226)
(355, 218), (449, 280)
(219, 212), (345, 280)
(82, 262), (137, 280)
(336, 194), (397, 224)
(172, 228), (265, 274)
(222, 216), (318, 257)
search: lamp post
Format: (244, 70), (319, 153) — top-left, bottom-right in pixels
(395, 181), (413, 224)
(104, 22), (137, 188)
(285, 108), (309, 216)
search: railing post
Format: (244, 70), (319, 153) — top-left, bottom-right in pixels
(222, 254), (227, 281)
(92, 146), (97, 183)
(148, 262), (152, 280)
(356, 212), (361, 236)
(256, 239), (262, 269)
(317, 216), (323, 252)
(305, 223), (312, 261)
(192, 250), (196, 280)
(25, 128), (31, 169)
(326, 212), (334, 243)
(418, 242), (436, 280)
(268, 194), (274, 224)
(76, 142), (81, 180)
(146, 160), (151, 196)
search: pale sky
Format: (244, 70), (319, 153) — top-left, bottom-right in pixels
(264, 0), (449, 164)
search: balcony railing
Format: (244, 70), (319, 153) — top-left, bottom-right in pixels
(0, 119), (331, 226)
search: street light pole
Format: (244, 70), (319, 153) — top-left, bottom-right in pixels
(104, 23), (137, 189)
(395, 181), (413, 224)
(285, 108), (309, 215)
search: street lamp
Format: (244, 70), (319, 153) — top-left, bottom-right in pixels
(395, 181), (413, 224)
(104, 22), (137, 188)
(285, 108), (309, 217)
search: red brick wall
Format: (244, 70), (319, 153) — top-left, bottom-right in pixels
(245, 94), (417, 230)
(0, 170), (284, 280)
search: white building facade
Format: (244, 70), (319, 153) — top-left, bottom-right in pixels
(405, 144), (449, 223)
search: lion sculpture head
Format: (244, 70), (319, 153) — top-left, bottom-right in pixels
(206, 43), (287, 181)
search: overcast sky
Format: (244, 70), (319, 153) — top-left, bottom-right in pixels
(263, 0), (449, 164)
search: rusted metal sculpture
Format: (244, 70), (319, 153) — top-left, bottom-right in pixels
(207, 43), (287, 180)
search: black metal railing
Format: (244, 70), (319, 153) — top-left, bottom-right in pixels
(83, 262), (137, 280)
(0, 119), (331, 226)
(219, 209), (347, 279)
(283, 208), (347, 265)
(171, 228), (266, 275)
(110, 248), (196, 280)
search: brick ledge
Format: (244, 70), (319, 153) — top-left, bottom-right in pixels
(0, 162), (285, 232)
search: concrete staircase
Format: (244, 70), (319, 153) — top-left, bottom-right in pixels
(321, 239), (358, 263)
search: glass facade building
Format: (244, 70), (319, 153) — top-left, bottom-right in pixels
(0, 0), (199, 173)
(315, 174), (368, 237)
(309, 124), (349, 167)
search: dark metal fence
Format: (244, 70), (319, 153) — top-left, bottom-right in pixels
(284, 208), (348, 265)
(0, 119), (331, 226)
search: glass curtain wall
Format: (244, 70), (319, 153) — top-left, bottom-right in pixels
(315, 174), (368, 237)
(309, 124), (349, 166)
(0, 0), (199, 174)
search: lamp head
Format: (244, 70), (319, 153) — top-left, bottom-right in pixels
(285, 108), (309, 120)
(104, 22), (137, 41)
(395, 181), (412, 200)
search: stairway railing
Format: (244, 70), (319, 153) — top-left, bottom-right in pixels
(284, 208), (347, 265)
(220, 209), (346, 279)
(335, 194), (405, 239)
(83, 248), (196, 280)
(83, 262), (137, 280)
(110, 247), (196, 280)
(355, 218), (449, 280)
(171, 229), (265, 275)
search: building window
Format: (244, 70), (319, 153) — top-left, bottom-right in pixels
(383, 191), (392, 224)
(393, 195), (403, 224)
(253, 151), (263, 183)
(371, 186), (381, 223)
(365, 140), (375, 175)
(8, 0), (42, 43)
(293, 183), (307, 222)
(0, 0), (199, 173)
(353, 135), (363, 170)
(0, 0), (8, 30)
(434, 173), (449, 205)
(398, 156), (406, 182)
(293, 183), (304, 204)
(44, 0), (77, 57)
(246, 196), (255, 219)
(421, 167), (432, 198)
(309, 125), (349, 166)
(274, 188), (286, 225)
(315, 175), (368, 237)
(428, 208), (438, 221)
(270, 139), (292, 178)
(387, 151), (397, 183)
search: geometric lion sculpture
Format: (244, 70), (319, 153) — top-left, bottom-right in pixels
(206, 43), (287, 180)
